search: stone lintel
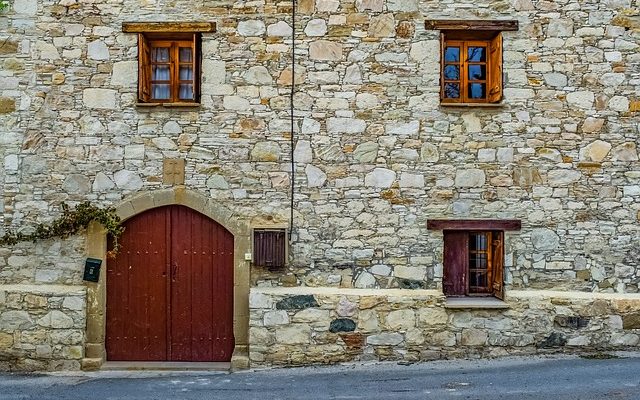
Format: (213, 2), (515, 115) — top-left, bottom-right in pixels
(425, 19), (519, 31)
(122, 22), (216, 33)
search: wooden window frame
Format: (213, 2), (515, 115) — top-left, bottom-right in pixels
(252, 228), (288, 270)
(440, 32), (502, 104)
(138, 33), (201, 104)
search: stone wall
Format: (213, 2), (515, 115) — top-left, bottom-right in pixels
(249, 287), (640, 366)
(0, 285), (86, 371)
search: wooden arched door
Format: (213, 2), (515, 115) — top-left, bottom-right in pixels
(106, 205), (234, 362)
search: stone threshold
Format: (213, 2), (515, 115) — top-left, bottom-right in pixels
(444, 297), (510, 309)
(101, 361), (230, 371)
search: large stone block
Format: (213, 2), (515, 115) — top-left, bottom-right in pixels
(83, 89), (117, 109)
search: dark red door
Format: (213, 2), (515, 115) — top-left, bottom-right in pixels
(106, 205), (234, 362)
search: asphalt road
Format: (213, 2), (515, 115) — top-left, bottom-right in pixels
(2, 355), (640, 400)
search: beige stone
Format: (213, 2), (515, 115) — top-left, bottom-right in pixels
(369, 14), (395, 38)
(309, 40), (343, 61)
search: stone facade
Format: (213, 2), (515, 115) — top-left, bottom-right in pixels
(0, 0), (639, 370)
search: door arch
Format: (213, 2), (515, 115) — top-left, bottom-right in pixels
(106, 205), (234, 362)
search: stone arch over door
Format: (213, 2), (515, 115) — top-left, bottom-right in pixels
(83, 188), (251, 370)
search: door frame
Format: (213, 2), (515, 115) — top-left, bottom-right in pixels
(83, 188), (251, 370)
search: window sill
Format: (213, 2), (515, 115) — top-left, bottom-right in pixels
(444, 297), (510, 309)
(136, 102), (201, 108)
(440, 102), (505, 108)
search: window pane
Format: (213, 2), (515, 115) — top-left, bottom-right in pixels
(468, 65), (486, 81)
(179, 84), (193, 100)
(444, 83), (460, 99)
(469, 253), (487, 269)
(467, 47), (486, 62)
(152, 47), (170, 62)
(179, 66), (193, 81)
(470, 271), (487, 289)
(468, 83), (486, 99)
(152, 65), (170, 81)
(444, 47), (459, 62)
(152, 84), (170, 99)
(179, 47), (193, 62)
(469, 234), (487, 251)
(444, 65), (459, 80)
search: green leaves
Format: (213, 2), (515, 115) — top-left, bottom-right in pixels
(0, 202), (124, 254)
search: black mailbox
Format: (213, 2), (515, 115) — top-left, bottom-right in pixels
(83, 258), (102, 282)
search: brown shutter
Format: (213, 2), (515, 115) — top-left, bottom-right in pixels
(439, 32), (445, 101)
(492, 231), (505, 300)
(194, 33), (201, 102)
(488, 32), (502, 103)
(443, 231), (468, 296)
(138, 33), (151, 102)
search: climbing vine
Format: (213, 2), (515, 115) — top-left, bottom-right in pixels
(0, 1), (8, 12)
(0, 202), (124, 256)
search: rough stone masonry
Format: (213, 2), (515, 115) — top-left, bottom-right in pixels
(0, 0), (639, 370)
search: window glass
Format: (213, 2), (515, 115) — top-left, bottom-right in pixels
(444, 47), (460, 62)
(467, 47), (486, 62)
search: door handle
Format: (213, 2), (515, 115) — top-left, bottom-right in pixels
(172, 263), (178, 281)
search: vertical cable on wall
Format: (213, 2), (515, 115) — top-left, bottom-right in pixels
(289, 0), (296, 242)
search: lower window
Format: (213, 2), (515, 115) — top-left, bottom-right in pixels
(443, 230), (504, 299)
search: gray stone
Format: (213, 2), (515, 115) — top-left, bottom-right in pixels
(420, 143), (439, 162)
(367, 333), (404, 345)
(206, 175), (229, 189)
(14, 0), (37, 14)
(544, 73), (568, 88)
(399, 173), (424, 188)
(547, 169), (582, 186)
(276, 295), (319, 310)
(163, 121), (182, 135)
(87, 40), (109, 60)
(354, 271), (376, 288)
(305, 19), (328, 37)
(83, 89), (117, 109)
(113, 170), (143, 191)
(327, 118), (366, 134)
(63, 174), (91, 194)
(294, 140), (313, 163)
(244, 66), (273, 85)
(38, 311), (74, 329)
(264, 310), (290, 326)
(111, 61), (137, 86)
(566, 91), (594, 109)
(612, 143), (638, 161)
(0, 311), (34, 331)
(353, 142), (378, 163)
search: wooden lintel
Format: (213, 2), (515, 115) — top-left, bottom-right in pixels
(425, 19), (519, 31)
(122, 22), (216, 33)
(427, 219), (522, 231)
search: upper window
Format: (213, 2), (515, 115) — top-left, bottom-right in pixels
(441, 33), (502, 104)
(425, 20), (518, 105)
(138, 33), (200, 103)
(122, 22), (216, 105)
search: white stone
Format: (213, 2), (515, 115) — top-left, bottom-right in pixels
(566, 91), (594, 109)
(353, 142), (378, 163)
(316, 0), (340, 11)
(355, 93), (379, 109)
(420, 143), (439, 162)
(354, 271), (377, 288)
(249, 292), (273, 309)
(478, 149), (496, 162)
(305, 19), (328, 37)
(370, 264), (391, 276)
(111, 61), (137, 86)
(202, 60), (226, 85)
(386, 121), (420, 136)
(35, 41), (60, 60)
(547, 169), (582, 186)
(365, 168), (396, 188)
(151, 137), (177, 150)
(367, 333), (404, 345)
(244, 66), (273, 85)
(4, 154), (18, 171)
(83, 89), (117, 109)
(409, 40), (439, 62)
(114, 170), (143, 191)
(547, 19), (574, 37)
(387, 0), (417, 11)
(237, 20), (266, 36)
(87, 40), (109, 60)
(462, 114), (482, 133)
(294, 140), (313, 163)
(264, 310), (290, 326)
(223, 96), (251, 111)
(599, 73), (625, 87)
(63, 174), (91, 194)
(455, 169), (486, 187)
(394, 265), (425, 281)
(163, 121), (181, 135)
(92, 172), (115, 192)
(531, 228), (560, 251)
(267, 21), (292, 37)
(399, 173), (424, 188)
(327, 118), (366, 133)
(62, 297), (84, 311)
(0, 311), (34, 331)
(612, 143), (638, 161)
(292, 308), (330, 323)
(306, 164), (327, 188)
(544, 73), (567, 88)
(608, 96), (629, 112)
(343, 64), (362, 84)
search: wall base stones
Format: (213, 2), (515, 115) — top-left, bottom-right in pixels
(0, 285), (86, 372)
(249, 287), (640, 367)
